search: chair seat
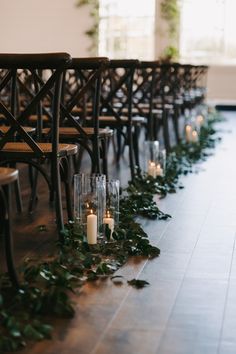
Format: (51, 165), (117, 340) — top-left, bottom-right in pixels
(0, 167), (19, 185)
(0, 142), (77, 156)
(0, 126), (36, 134)
(27, 114), (50, 123)
(43, 126), (114, 139)
(97, 115), (145, 125)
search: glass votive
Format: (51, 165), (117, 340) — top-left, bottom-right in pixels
(103, 179), (120, 240)
(196, 114), (204, 127)
(185, 124), (193, 143)
(74, 173), (105, 245)
(144, 140), (159, 177)
(156, 148), (166, 177)
(191, 129), (199, 143)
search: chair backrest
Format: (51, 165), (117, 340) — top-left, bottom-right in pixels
(0, 52), (71, 157)
(60, 57), (109, 137)
(100, 59), (140, 124)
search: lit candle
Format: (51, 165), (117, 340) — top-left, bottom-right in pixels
(87, 209), (97, 244)
(191, 130), (199, 143)
(196, 114), (204, 127)
(185, 124), (192, 143)
(103, 211), (114, 238)
(148, 161), (156, 177)
(156, 163), (163, 177)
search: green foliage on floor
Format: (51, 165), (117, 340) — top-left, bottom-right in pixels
(0, 107), (224, 352)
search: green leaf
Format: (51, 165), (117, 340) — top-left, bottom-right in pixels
(23, 324), (44, 340)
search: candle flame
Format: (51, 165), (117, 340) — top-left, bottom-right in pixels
(186, 124), (192, 132)
(196, 114), (204, 122)
(149, 161), (155, 167)
(90, 209), (93, 214)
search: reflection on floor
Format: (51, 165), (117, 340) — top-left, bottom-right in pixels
(4, 111), (236, 354)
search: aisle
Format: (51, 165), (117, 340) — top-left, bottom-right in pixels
(13, 111), (236, 354)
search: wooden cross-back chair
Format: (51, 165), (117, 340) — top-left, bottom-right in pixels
(98, 59), (142, 179)
(0, 167), (19, 287)
(179, 64), (198, 112)
(132, 61), (182, 152)
(190, 65), (208, 105)
(153, 62), (183, 148)
(132, 61), (163, 143)
(0, 53), (77, 241)
(58, 57), (113, 177)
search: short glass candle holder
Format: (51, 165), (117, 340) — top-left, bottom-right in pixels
(144, 140), (159, 178)
(195, 114), (205, 131)
(103, 179), (120, 240)
(74, 174), (105, 245)
(156, 149), (166, 177)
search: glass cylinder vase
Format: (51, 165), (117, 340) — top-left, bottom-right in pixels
(74, 173), (106, 244)
(156, 148), (166, 177)
(144, 140), (159, 178)
(103, 179), (120, 240)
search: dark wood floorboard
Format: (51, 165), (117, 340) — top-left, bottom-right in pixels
(4, 111), (236, 354)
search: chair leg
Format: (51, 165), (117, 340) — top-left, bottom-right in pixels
(101, 137), (108, 177)
(92, 138), (101, 174)
(60, 157), (73, 222)
(28, 167), (39, 213)
(128, 125), (135, 180)
(0, 186), (19, 288)
(53, 160), (65, 242)
(14, 178), (23, 213)
(116, 129), (122, 163)
(133, 125), (140, 168)
(172, 105), (180, 144)
(163, 109), (171, 153)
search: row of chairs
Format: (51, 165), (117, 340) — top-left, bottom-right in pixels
(0, 53), (208, 286)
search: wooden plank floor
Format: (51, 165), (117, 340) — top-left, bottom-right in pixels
(6, 111), (236, 354)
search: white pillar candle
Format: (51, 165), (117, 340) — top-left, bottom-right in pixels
(156, 163), (164, 177)
(185, 124), (192, 143)
(103, 211), (114, 237)
(196, 114), (204, 127)
(191, 130), (199, 143)
(87, 210), (97, 244)
(148, 161), (156, 177)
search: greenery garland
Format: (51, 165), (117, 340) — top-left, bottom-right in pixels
(0, 107), (224, 352)
(160, 0), (180, 61)
(76, 0), (99, 55)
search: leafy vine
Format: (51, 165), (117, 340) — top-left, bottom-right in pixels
(0, 107), (223, 352)
(160, 0), (181, 61)
(76, 0), (99, 55)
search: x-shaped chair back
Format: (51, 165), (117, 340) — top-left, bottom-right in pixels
(0, 53), (76, 239)
(0, 53), (71, 158)
(100, 59), (139, 127)
(58, 57), (110, 174)
(60, 57), (109, 138)
(99, 60), (139, 179)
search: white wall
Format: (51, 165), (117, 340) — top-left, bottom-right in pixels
(207, 66), (236, 103)
(0, 0), (236, 102)
(0, 0), (91, 57)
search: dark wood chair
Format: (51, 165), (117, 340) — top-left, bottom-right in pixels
(132, 61), (183, 152)
(0, 167), (19, 287)
(97, 59), (143, 179)
(58, 57), (113, 176)
(0, 53), (77, 241)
